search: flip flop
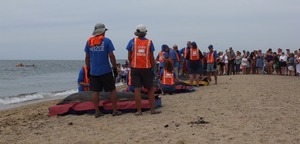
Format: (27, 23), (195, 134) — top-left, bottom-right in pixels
(134, 111), (142, 116)
(112, 111), (122, 116)
(95, 112), (104, 118)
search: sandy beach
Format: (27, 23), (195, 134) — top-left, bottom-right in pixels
(0, 75), (299, 144)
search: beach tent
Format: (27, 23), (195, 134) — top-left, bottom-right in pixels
(48, 91), (161, 116)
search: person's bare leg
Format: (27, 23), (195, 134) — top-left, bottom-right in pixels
(110, 89), (118, 113)
(195, 74), (200, 86)
(93, 92), (102, 117)
(147, 87), (155, 113)
(214, 71), (217, 84)
(134, 88), (142, 114)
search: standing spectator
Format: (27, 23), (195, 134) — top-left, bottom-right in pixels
(241, 54), (248, 74)
(85, 23), (122, 118)
(126, 24), (160, 116)
(273, 52), (281, 75)
(218, 51), (225, 75)
(256, 49), (264, 74)
(206, 45), (218, 84)
(287, 53), (295, 76)
(250, 51), (257, 74)
(235, 51), (242, 74)
(295, 52), (300, 76)
(227, 47), (236, 75)
(265, 48), (274, 75)
(279, 52), (288, 75)
(224, 50), (229, 75)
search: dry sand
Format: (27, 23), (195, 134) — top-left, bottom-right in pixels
(0, 75), (299, 144)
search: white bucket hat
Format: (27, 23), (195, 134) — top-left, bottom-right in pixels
(92, 23), (108, 35)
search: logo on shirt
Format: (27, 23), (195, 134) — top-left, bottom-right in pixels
(137, 46), (146, 56)
(90, 42), (105, 52)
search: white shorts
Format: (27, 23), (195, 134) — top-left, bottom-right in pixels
(288, 66), (294, 71)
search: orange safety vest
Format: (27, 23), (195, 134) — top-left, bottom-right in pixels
(158, 51), (165, 62)
(161, 70), (175, 85)
(88, 35), (104, 47)
(207, 52), (215, 63)
(189, 48), (200, 60)
(131, 37), (152, 68)
(83, 66), (90, 91)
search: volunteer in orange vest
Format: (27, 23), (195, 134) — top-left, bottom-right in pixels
(158, 60), (178, 95)
(156, 44), (170, 71)
(186, 41), (203, 87)
(77, 65), (90, 92)
(126, 24), (161, 116)
(207, 45), (218, 84)
(179, 41), (192, 76)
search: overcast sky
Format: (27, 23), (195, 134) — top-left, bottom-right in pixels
(0, 0), (299, 60)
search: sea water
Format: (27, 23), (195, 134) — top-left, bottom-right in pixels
(0, 60), (126, 110)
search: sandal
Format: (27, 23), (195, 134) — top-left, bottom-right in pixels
(151, 110), (161, 115)
(95, 112), (104, 118)
(134, 111), (142, 116)
(112, 111), (122, 116)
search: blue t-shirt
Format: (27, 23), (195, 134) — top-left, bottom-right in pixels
(84, 37), (114, 76)
(77, 67), (85, 92)
(126, 37), (155, 53)
(169, 49), (179, 67)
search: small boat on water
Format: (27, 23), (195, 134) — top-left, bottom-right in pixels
(16, 63), (37, 67)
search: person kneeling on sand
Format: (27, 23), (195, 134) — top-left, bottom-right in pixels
(158, 60), (179, 95)
(77, 65), (90, 92)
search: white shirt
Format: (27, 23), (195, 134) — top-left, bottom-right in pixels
(279, 55), (287, 62)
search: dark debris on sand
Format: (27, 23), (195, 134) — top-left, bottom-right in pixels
(188, 117), (209, 125)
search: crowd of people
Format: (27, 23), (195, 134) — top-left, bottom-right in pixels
(76, 22), (300, 118)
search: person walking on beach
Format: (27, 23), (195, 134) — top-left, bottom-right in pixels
(206, 45), (218, 84)
(85, 23), (122, 118)
(126, 24), (160, 116)
(77, 65), (90, 92)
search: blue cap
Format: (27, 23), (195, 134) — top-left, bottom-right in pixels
(208, 45), (213, 49)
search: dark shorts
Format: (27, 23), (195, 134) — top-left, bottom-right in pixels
(131, 68), (153, 89)
(280, 61), (287, 67)
(90, 72), (116, 92)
